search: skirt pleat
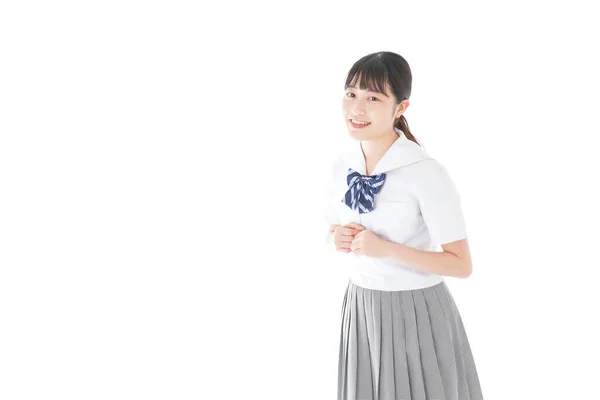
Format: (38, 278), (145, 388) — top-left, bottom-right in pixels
(338, 280), (483, 400)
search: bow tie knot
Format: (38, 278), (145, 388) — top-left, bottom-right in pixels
(342, 168), (387, 214)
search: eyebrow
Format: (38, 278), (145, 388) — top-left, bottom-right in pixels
(347, 85), (389, 98)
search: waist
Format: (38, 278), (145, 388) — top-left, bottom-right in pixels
(346, 255), (443, 291)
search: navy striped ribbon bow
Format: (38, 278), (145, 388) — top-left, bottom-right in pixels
(343, 168), (387, 214)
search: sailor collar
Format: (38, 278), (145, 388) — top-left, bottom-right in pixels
(341, 127), (432, 176)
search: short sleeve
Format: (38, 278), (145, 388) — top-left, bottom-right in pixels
(415, 161), (468, 245)
(323, 158), (342, 225)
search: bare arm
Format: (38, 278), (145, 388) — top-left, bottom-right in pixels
(382, 238), (472, 278)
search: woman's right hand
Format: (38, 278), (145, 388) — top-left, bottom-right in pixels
(332, 223), (365, 253)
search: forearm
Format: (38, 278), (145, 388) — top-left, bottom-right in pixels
(383, 241), (470, 278)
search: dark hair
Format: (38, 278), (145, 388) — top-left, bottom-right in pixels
(344, 51), (421, 147)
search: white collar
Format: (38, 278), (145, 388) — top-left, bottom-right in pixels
(341, 127), (432, 176)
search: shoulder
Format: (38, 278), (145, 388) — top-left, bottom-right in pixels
(330, 155), (347, 177)
(324, 155), (347, 190)
(406, 158), (460, 195)
(331, 154), (345, 169)
(404, 158), (448, 180)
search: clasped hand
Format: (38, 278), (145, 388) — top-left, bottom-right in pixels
(329, 223), (390, 259)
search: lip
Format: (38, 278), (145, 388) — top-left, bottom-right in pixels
(348, 118), (371, 129)
(349, 118), (370, 123)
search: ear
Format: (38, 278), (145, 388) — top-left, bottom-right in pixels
(395, 99), (410, 118)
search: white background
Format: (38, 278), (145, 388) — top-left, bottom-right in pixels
(1, 1), (599, 399)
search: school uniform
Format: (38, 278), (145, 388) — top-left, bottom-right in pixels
(325, 127), (484, 400)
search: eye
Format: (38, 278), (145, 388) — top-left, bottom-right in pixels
(345, 92), (378, 101)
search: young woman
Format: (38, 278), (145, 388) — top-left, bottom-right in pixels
(326, 52), (484, 400)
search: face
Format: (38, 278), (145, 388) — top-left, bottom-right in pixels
(342, 77), (409, 142)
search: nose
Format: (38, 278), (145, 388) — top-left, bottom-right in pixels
(351, 99), (366, 117)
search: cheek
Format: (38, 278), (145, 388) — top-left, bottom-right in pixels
(369, 109), (389, 124)
(341, 100), (352, 115)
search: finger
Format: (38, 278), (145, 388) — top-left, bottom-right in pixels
(336, 239), (354, 247)
(345, 223), (365, 230)
(341, 227), (362, 236)
(336, 241), (352, 249)
(335, 232), (356, 242)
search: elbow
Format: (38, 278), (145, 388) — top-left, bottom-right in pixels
(459, 262), (473, 278)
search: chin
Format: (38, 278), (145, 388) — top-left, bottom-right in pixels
(347, 130), (362, 141)
(347, 130), (372, 141)
(346, 124), (367, 139)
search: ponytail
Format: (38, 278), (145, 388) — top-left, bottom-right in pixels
(394, 114), (423, 148)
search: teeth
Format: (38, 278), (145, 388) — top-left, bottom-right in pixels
(352, 119), (370, 125)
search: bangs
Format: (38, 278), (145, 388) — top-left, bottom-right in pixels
(344, 59), (390, 97)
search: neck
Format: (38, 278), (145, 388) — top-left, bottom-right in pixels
(360, 131), (400, 173)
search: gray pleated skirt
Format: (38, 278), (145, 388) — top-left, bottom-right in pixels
(338, 279), (483, 400)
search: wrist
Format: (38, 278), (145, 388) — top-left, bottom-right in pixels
(383, 240), (399, 259)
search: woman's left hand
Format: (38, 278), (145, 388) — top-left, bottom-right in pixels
(350, 228), (391, 258)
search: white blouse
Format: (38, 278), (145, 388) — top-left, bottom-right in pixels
(324, 128), (468, 291)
